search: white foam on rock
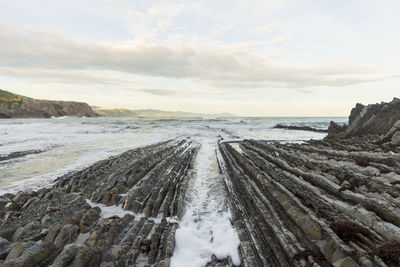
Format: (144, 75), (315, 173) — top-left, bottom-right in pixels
(86, 199), (134, 218)
(170, 140), (241, 267)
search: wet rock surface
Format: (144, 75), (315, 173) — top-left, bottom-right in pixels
(273, 124), (328, 133)
(0, 139), (199, 266)
(218, 137), (400, 266)
(0, 149), (45, 162)
(2, 98), (400, 267)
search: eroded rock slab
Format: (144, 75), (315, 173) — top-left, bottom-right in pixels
(218, 138), (400, 266)
(0, 138), (199, 266)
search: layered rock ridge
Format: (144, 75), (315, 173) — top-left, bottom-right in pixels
(0, 139), (199, 266)
(218, 138), (400, 266)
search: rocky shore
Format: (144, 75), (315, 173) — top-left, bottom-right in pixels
(217, 98), (400, 266)
(0, 139), (199, 266)
(1, 98), (400, 266)
(218, 138), (400, 266)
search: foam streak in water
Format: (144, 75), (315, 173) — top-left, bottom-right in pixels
(171, 141), (240, 267)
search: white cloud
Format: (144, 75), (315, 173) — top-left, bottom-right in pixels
(0, 21), (396, 92)
(211, 25), (231, 37)
(250, 23), (279, 34)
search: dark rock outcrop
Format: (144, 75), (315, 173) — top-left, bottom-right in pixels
(218, 139), (400, 266)
(327, 121), (347, 137)
(327, 98), (400, 145)
(0, 150), (45, 162)
(0, 139), (198, 266)
(0, 89), (99, 118)
(273, 124), (328, 133)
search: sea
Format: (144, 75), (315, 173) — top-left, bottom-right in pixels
(0, 116), (347, 266)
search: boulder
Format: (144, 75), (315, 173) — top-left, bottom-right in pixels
(392, 131), (400, 145)
(327, 121), (347, 137)
(49, 244), (79, 267)
(5, 241), (34, 261)
(79, 208), (101, 233)
(2, 241), (57, 267)
(10, 221), (41, 242)
(54, 224), (79, 248)
(72, 245), (101, 267)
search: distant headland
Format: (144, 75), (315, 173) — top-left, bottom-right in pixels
(94, 108), (237, 118)
(0, 89), (99, 118)
(0, 89), (238, 119)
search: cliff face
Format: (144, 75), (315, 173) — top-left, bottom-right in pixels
(0, 89), (99, 118)
(328, 97), (400, 145)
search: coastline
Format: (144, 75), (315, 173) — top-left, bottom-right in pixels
(0, 100), (399, 266)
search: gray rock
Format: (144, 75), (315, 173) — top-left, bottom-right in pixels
(72, 245), (101, 267)
(0, 140), (200, 266)
(327, 98), (400, 141)
(54, 224), (79, 248)
(49, 244), (79, 267)
(79, 208), (101, 233)
(392, 131), (400, 145)
(5, 241), (34, 261)
(44, 224), (62, 243)
(10, 221), (41, 242)
(2, 241), (57, 267)
(332, 256), (360, 267)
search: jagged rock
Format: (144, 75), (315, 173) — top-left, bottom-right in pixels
(5, 241), (34, 261)
(44, 224), (62, 243)
(54, 224), (79, 248)
(79, 208), (101, 233)
(7, 126), (400, 267)
(218, 138), (400, 266)
(49, 244), (80, 267)
(328, 121), (347, 137)
(2, 241), (57, 267)
(0, 139), (197, 266)
(327, 98), (400, 144)
(72, 245), (101, 267)
(10, 221), (41, 242)
(392, 131), (400, 145)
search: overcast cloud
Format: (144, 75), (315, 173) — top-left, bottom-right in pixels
(0, 0), (399, 115)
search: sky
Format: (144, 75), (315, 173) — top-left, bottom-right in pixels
(0, 0), (399, 116)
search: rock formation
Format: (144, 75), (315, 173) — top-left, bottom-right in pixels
(0, 139), (198, 266)
(273, 124), (328, 133)
(1, 97), (400, 266)
(328, 98), (400, 146)
(0, 89), (99, 118)
(218, 139), (400, 266)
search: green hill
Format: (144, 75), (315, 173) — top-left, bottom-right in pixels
(0, 89), (29, 99)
